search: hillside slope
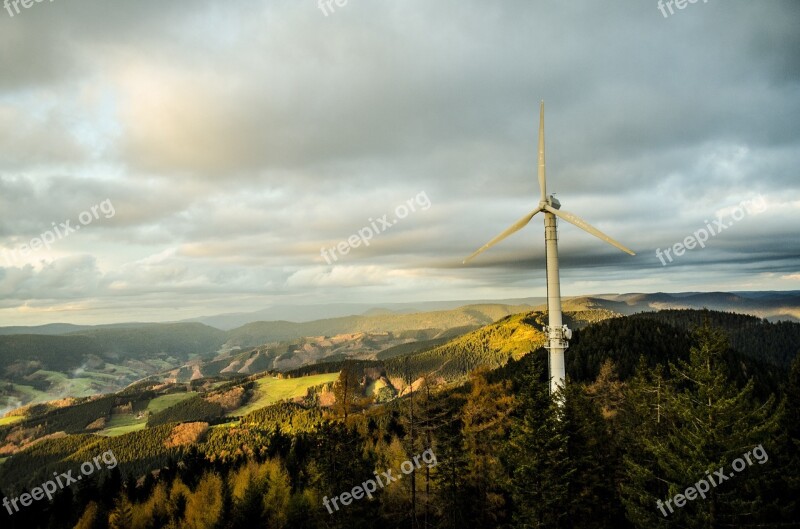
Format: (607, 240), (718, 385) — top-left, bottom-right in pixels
(383, 309), (619, 386)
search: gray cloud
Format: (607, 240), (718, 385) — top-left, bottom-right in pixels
(0, 0), (798, 324)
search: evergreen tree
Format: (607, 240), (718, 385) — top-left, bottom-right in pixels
(231, 478), (266, 529)
(263, 459), (291, 529)
(183, 472), (224, 529)
(285, 490), (323, 529)
(431, 391), (470, 529)
(586, 359), (625, 420)
(561, 383), (623, 529)
(505, 358), (572, 528)
(460, 368), (514, 527)
(771, 354), (800, 523)
(333, 366), (365, 420)
(623, 322), (782, 528)
(619, 358), (671, 528)
(73, 502), (102, 529)
(108, 496), (133, 529)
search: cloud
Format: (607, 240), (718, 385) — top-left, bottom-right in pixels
(0, 0), (798, 324)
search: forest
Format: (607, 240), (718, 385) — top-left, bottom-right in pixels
(0, 310), (798, 528)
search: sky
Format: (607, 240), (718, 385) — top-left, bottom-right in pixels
(0, 0), (798, 326)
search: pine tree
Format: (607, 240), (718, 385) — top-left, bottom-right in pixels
(432, 393), (471, 529)
(73, 501), (101, 529)
(108, 496), (133, 529)
(586, 359), (624, 420)
(183, 472), (224, 529)
(263, 459), (291, 529)
(771, 354), (800, 523)
(333, 365), (364, 420)
(619, 358), (671, 528)
(415, 375), (448, 529)
(504, 358), (572, 528)
(623, 321), (782, 528)
(460, 367), (514, 527)
(561, 383), (622, 529)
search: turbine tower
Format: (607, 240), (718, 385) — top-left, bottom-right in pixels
(464, 102), (635, 396)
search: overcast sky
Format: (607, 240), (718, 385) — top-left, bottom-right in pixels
(0, 0), (798, 325)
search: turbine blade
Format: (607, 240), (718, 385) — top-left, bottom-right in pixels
(543, 205), (636, 256)
(538, 101), (546, 202)
(463, 208), (542, 264)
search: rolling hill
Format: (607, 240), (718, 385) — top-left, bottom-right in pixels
(382, 308), (620, 387)
(2, 292), (798, 413)
(0, 304), (533, 412)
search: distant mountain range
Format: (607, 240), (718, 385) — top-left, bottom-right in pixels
(2, 292), (796, 336)
(1, 291), (798, 414)
(0, 304), (530, 413)
(178, 299), (546, 329)
(564, 291), (800, 322)
(182, 291), (799, 329)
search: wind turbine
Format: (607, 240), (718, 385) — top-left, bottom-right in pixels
(463, 102), (635, 396)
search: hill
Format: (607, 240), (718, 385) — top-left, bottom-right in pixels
(0, 307), (797, 522)
(3, 293), (798, 412)
(584, 291), (800, 322)
(223, 303), (534, 346)
(383, 309), (619, 387)
(0, 304), (530, 412)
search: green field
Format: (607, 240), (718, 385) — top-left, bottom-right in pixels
(0, 415), (23, 427)
(97, 374), (336, 435)
(148, 392), (198, 413)
(100, 413), (147, 436)
(99, 392), (198, 436)
(33, 370), (101, 397)
(8, 383), (48, 402)
(232, 373), (338, 416)
(2, 369), (128, 414)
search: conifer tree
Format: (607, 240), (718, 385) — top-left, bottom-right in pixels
(561, 383), (621, 529)
(505, 358), (572, 528)
(460, 367), (514, 527)
(431, 391), (471, 529)
(108, 496), (133, 529)
(623, 322), (781, 528)
(183, 472), (224, 529)
(333, 365), (365, 420)
(73, 502), (101, 529)
(619, 358), (671, 528)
